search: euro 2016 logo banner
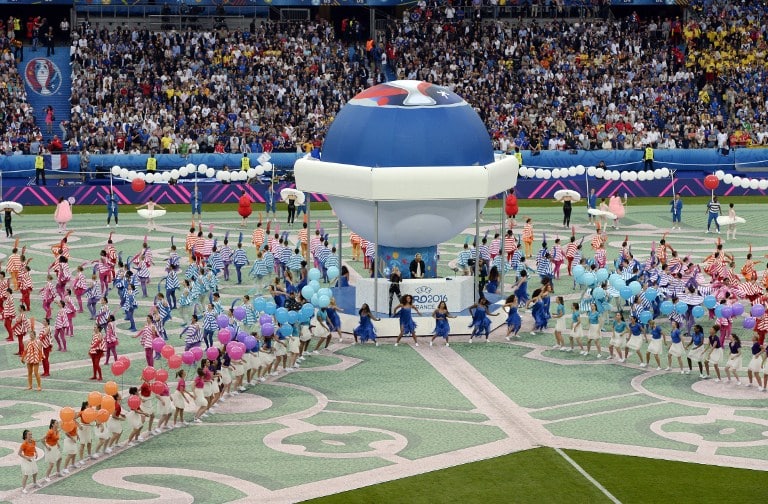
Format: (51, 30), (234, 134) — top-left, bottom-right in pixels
(25, 58), (62, 96)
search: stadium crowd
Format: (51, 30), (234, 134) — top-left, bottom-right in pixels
(3, 0), (768, 155)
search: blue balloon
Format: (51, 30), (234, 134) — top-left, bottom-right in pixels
(253, 297), (266, 313)
(692, 305), (705, 319)
(318, 288), (333, 299)
(318, 295), (331, 308)
(595, 268), (609, 283)
(629, 281), (642, 296)
(644, 288), (658, 302)
(311, 293), (320, 306)
(308, 268), (322, 281)
(714, 305), (723, 318)
(298, 311), (311, 323)
(573, 265), (586, 278)
(592, 287), (606, 300)
(300, 303), (315, 317)
(265, 301), (277, 315)
(580, 272), (596, 286)
(275, 307), (289, 324)
(301, 286), (315, 301)
(675, 301), (688, 315)
(327, 266), (340, 280)
(601, 301), (612, 312)
(660, 300), (674, 315)
(703, 295), (717, 309)
(287, 311), (299, 324)
(619, 286), (633, 300)
(309, 280), (321, 293)
(608, 273), (621, 286)
(279, 324), (293, 337)
(639, 310), (652, 324)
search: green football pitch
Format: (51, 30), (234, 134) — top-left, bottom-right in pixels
(0, 198), (767, 503)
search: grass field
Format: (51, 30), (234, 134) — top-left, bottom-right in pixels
(305, 447), (765, 504)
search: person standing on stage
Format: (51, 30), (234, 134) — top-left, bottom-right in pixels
(587, 188), (597, 225)
(409, 253), (426, 279)
(106, 189), (119, 227)
(191, 187), (202, 227)
(670, 193), (683, 230)
(706, 195), (722, 234)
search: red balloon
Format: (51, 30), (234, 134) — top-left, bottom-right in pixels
(111, 361), (127, 376)
(168, 355), (183, 369)
(118, 356), (131, 369)
(704, 174), (719, 190)
(155, 369), (169, 383)
(131, 178), (146, 192)
(127, 395), (141, 411)
(161, 344), (175, 359)
(141, 366), (156, 382)
(152, 381), (165, 395)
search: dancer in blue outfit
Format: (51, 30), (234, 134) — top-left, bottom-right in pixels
(503, 294), (522, 340)
(430, 301), (455, 347)
(394, 295), (422, 346)
(468, 297), (497, 342)
(353, 303), (380, 345)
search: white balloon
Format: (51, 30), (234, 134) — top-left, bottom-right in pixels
(637, 171), (647, 181)
(568, 166), (577, 177)
(161, 171), (171, 182)
(602, 170), (613, 179)
(551, 169), (561, 179)
(660, 167), (670, 178)
(535, 168), (545, 179)
(215, 171), (224, 181)
(147, 173), (157, 184)
(221, 171), (231, 182)
(586, 166), (596, 176)
(137, 172), (146, 181)
(628, 171), (638, 182)
(111, 166), (121, 176)
(611, 170), (621, 181)
(119, 168), (129, 179)
(759, 180), (768, 191)
(205, 168), (215, 178)
(740, 178), (751, 189)
(648, 170), (658, 180)
(198, 165), (207, 174)
(715, 170), (725, 180)
(723, 174), (734, 184)
(576, 165), (586, 176)
(732, 176), (742, 186)
(232, 171), (243, 181)
(186, 163), (196, 172)
(170, 169), (180, 179)
(620, 171), (630, 181)
(261, 162), (272, 171)
(595, 168), (605, 178)
(749, 179), (759, 190)
(542, 170), (552, 180)
(247, 168), (257, 178)
(254, 165), (265, 176)
(179, 166), (189, 177)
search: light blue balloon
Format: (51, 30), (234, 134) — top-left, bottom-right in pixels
(279, 324), (293, 337)
(592, 287), (606, 300)
(287, 311), (299, 324)
(311, 293), (319, 306)
(318, 288), (333, 299)
(639, 310), (652, 324)
(644, 288), (658, 302)
(620, 286), (633, 300)
(675, 301), (688, 315)
(629, 281), (642, 296)
(318, 295), (331, 308)
(692, 306), (705, 319)
(703, 295), (717, 309)
(298, 311), (311, 323)
(275, 307), (289, 324)
(300, 303), (315, 317)
(301, 286), (315, 301)
(309, 280), (321, 292)
(573, 265), (586, 278)
(265, 301), (277, 315)
(660, 301), (674, 315)
(308, 268), (322, 281)
(714, 304), (723, 318)
(327, 266), (340, 280)
(596, 268), (609, 283)
(580, 272), (596, 286)
(253, 297), (266, 313)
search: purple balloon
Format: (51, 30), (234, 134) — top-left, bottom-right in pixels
(217, 314), (230, 329)
(181, 351), (195, 366)
(190, 346), (204, 361)
(152, 337), (166, 353)
(261, 323), (275, 337)
(217, 329), (231, 345)
(236, 331), (248, 343)
(206, 347), (219, 360)
(721, 306), (733, 318)
(751, 304), (766, 318)
(245, 335), (258, 350)
(731, 303), (744, 317)
(233, 306), (246, 321)
(259, 314), (272, 326)
(743, 317), (757, 330)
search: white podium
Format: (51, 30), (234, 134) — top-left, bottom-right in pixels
(355, 276), (476, 315)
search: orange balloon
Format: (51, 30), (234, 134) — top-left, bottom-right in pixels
(96, 408), (110, 424)
(80, 408), (97, 424)
(61, 420), (76, 433)
(104, 381), (118, 396)
(87, 391), (102, 408)
(101, 394), (115, 414)
(60, 407), (75, 422)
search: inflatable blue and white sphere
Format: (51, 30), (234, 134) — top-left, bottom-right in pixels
(302, 80), (498, 248)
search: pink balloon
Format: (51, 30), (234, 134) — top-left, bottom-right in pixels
(141, 366), (156, 382)
(127, 395), (141, 411)
(190, 346), (204, 361)
(206, 347), (220, 361)
(228, 345), (244, 360)
(155, 369), (169, 383)
(217, 329), (231, 345)
(152, 337), (166, 353)
(181, 351), (195, 366)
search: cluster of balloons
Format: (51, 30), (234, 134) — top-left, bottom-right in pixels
(58, 381), (123, 431)
(517, 164), (672, 182)
(712, 170), (768, 191)
(110, 356), (132, 376)
(113, 161), (274, 192)
(572, 266), (642, 301)
(298, 267), (339, 308)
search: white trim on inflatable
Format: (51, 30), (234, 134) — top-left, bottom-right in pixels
(294, 155), (518, 201)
